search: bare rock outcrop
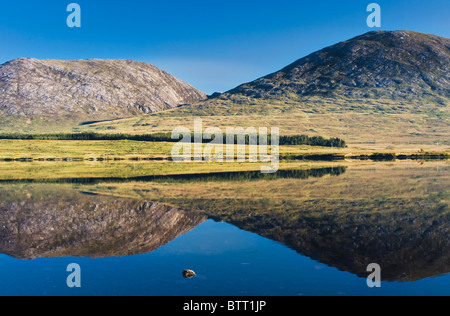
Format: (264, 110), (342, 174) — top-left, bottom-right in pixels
(0, 58), (206, 120)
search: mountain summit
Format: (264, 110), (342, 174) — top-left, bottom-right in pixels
(0, 58), (206, 121)
(223, 31), (450, 105)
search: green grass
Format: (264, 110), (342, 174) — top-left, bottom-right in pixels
(0, 139), (175, 160)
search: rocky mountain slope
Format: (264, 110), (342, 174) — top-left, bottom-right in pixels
(223, 30), (450, 105)
(0, 58), (206, 122)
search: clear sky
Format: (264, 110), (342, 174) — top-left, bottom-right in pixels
(0, 0), (449, 94)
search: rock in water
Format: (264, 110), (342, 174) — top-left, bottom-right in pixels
(182, 270), (196, 279)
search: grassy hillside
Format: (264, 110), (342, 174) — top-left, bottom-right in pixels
(72, 105), (449, 148)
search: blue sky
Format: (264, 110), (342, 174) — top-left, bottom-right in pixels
(0, 0), (449, 94)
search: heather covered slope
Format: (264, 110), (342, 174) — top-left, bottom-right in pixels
(227, 31), (450, 104)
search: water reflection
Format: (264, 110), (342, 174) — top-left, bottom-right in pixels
(0, 166), (347, 184)
(0, 188), (206, 259)
(213, 198), (450, 282)
(0, 164), (448, 284)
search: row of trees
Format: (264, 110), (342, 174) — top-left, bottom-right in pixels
(0, 132), (347, 148)
(279, 135), (346, 148)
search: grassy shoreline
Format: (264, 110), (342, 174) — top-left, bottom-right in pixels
(0, 139), (447, 161)
(1, 152), (448, 162)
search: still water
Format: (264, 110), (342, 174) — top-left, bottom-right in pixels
(0, 162), (448, 296)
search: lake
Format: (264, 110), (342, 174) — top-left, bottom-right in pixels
(0, 161), (448, 296)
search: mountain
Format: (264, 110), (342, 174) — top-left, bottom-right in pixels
(0, 58), (206, 123)
(221, 30), (450, 106)
(106, 30), (445, 145)
(3, 31), (448, 142)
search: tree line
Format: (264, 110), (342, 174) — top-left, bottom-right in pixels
(0, 132), (347, 148)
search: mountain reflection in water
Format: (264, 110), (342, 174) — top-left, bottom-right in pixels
(0, 164), (448, 283)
